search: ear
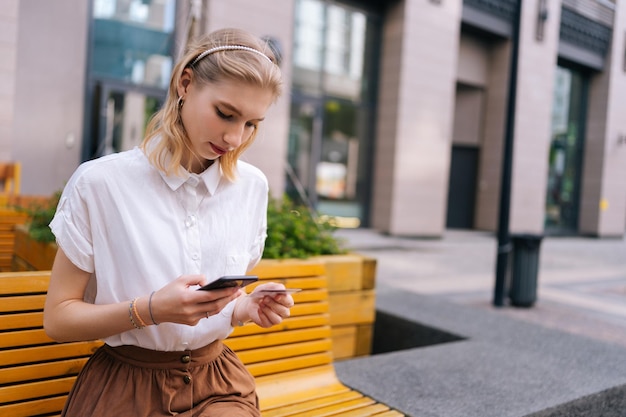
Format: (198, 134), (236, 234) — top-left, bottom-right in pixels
(177, 68), (193, 98)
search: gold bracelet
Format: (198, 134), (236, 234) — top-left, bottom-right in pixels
(129, 298), (146, 329)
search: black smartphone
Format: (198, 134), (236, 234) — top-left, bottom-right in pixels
(197, 275), (259, 291)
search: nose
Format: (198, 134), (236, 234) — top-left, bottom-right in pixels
(222, 124), (246, 149)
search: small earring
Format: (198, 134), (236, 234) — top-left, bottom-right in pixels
(177, 96), (184, 109)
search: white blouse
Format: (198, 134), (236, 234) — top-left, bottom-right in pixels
(50, 147), (268, 351)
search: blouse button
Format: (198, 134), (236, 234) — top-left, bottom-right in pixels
(185, 215), (196, 228)
(181, 355), (191, 363)
(183, 375), (191, 384)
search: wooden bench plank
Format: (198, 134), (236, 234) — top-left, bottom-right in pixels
(0, 395), (66, 417)
(236, 339), (333, 365)
(0, 341), (102, 367)
(0, 357), (90, 384)
(226, 326), (331, 351)
(287, 396), (377, 416)
(0, 293), (46, 312)
(261, 391), (364, 417)
(0, 328), (53, 349)
(0, 376), (76, 404)
(247, 352), (334, 377)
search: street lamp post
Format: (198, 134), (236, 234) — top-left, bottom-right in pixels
(493, 0), (523, 307)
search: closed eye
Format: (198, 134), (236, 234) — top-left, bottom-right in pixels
(216, 108), (232, 120)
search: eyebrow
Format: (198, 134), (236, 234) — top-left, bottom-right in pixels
(218, 102), (265, 122)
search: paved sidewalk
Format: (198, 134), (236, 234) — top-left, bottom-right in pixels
(335, 228), (626, 349)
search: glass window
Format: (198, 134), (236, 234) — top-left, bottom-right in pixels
(289, 0), (380, 227)
(545, 66), (587, 234)
(91, 0), (175, 88)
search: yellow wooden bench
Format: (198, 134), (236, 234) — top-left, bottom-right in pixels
(0, 263), (404, 416)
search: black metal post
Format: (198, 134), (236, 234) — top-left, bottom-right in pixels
(493, 0), (523, 307)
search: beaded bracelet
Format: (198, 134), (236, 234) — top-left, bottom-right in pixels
(129, 298), (147, 329)
(148, 291), (158, 325)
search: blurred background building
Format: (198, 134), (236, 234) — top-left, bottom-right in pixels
(1, 0), (625, 238)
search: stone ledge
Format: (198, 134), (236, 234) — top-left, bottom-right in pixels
(334, 284), (626, 417)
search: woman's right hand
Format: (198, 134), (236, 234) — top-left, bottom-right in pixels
(146, 275), (241, 326)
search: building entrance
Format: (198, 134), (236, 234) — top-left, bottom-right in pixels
(545, 65), (588, 234)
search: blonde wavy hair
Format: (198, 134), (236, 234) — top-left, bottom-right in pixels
(141, 28), (283, 181)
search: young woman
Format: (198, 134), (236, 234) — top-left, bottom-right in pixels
(43, 28), (292, 417)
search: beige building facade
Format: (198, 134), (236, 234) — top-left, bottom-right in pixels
(2, 0), (625, 238)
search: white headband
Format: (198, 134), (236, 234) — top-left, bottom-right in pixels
(190, 45), (273, 67)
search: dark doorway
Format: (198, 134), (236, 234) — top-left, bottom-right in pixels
(446, 145), (479, 229)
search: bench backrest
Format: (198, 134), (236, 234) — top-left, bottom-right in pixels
(0, 261), (333, 416)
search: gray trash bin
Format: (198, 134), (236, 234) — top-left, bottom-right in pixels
(509, 234), (543, 307)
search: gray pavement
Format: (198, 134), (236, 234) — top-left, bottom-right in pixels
(332, 228), (626, 417)
(334, 228), (626, 349)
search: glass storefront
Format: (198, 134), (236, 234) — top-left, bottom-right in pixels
(288, 0), (380, 227)
(84, 0), (176, 160)
(545, 65), (588, 234)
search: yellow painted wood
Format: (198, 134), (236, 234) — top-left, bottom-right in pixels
(286, 396), (377, 417)
(328, 290), (376, 326)
(331, 326), (357, 360)
(0, 311), (43, 331)
(361, 256), (377, 290)
(0, 270), (50, 294)
(0, 395), (66, 417)
(0, 358), (89, 385)
(355, 323), (374, 357)
(0, 328), (52, 349)
(0, 260), (402, 416)
(0, 294), (46, 312)
(0, 341), (103, 367)
(250, 260), (326, 279)
(315, 254), (366, 292)
(236, 339), (333, 365)
(0, 376), (76, 403)
(262, 391), (364, 417)
(231, 314), (329, 337)
(225, 326), (331, 351)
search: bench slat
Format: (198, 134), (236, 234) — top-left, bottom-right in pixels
(0, 293), (46, 313)
(0, 395), (66, 417)
(0, 375), (76, 404)
(287, 396), (377, 417)
(0, 340), (102, 367)
(262, 391), (364, 417)
(0, 357), (89, 384)
(0, 328), (52, 349)
(236, 339), (333, 365)
(231, 314), (329, 337)
(0, 311), (43, 330)
(247, 352), (334, 377)
(225, 326), (331, 351)
(0, 271), (51, 294)
(250, 261), (326, 279)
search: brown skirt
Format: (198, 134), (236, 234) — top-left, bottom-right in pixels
(62, 341), (260, 417)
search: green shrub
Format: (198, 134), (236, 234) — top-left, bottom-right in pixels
(15, 191), (60, 243)
(263, 195), (347, 259)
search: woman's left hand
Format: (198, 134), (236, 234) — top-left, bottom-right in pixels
(233, 283), (295, 328)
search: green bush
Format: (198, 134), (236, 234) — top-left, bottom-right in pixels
(263, 195), (347, 259)
(15, 191), (60, 243)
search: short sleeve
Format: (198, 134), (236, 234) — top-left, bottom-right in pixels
(49, 177), (95, 273)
